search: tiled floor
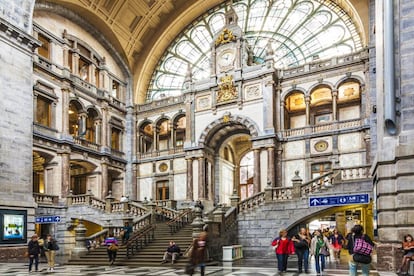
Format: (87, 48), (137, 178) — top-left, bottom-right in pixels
(0, 253), (396, 275)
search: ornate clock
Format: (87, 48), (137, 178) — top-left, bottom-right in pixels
(217, 48), (236, 72)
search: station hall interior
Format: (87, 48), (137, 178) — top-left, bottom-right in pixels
(0, 0), (413, 273)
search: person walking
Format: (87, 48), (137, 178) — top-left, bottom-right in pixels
(346, 225), (374, 276)
(121, 221), (133, 245)
(43, 234), (59, 272)
(28, 234), (41, 273)
(292, 227), (311, 274)
(329, 229), (345, 261)
(161, 240), (181, 264)
(188, 231), (208, 276)
(271, 229), (295, 273)
(310, 229), (330, 276)
(104, 233), (119, 265)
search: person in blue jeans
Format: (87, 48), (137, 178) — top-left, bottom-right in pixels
(346, 225), (374, 276)
(292, 227), (311, 273)
(310, 229), (329, 275)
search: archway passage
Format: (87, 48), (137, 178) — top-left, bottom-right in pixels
(202, 120), (257, 205)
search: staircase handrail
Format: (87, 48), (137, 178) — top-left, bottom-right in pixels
(126, 201), (148, 217)
(125, 224), (156, 258)
(131, 212), (152, 232)
(84, 228), (109, 248)
(166, 208), (193, 234)
(238, 191), (266, 213)
(224, 206), (238, 231)
(155, 205), (180, 221)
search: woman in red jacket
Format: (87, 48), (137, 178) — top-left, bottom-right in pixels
(272, 229), (295, 273)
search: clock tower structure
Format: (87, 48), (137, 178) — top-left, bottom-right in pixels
(212, 4), (247, 104)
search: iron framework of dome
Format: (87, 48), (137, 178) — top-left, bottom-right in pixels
(147, 0), (363, 101)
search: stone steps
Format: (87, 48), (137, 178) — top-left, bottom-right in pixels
(68, 222), (194, 267)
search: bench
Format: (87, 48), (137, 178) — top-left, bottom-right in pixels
(409, 259), (414, 276)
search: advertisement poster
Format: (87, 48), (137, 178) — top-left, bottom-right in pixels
(3, 214), (24, 240)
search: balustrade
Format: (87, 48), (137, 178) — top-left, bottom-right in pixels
(33, 193), (59, 205)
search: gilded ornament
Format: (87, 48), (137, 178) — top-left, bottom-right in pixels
(215, 29), (236, 46)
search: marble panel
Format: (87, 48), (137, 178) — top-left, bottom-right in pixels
(284, 160), (305, 187)
(339, 105), (360, 120)
(139, 163), (153, 177)
(338, 133), (361, 151)
(284, 141), (305, 158)
(338, 153), (362, 167)
(139, 178), (153, 201)
(290, 114), (306, 128)
(173, 174), (186, 200)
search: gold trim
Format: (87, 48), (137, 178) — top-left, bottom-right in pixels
(215, 28), (236, 46)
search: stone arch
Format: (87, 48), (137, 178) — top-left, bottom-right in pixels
(281, 87), (307, 101)
(198, 113), (260, 147)
(334, 75), (365, 90)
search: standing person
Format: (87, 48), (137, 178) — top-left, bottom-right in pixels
(292, 227), (311, 274)
(398, 234), (414, 274)
(28, 234), (41, 273)
(104, 233), (119, 265)
(271, 229), (295, 273)
(43, 234), (59, 272)
(346, 224), (374, 276)
(121, 221), (133, 245)
(161, 240), (181, 264)
(329, 229), (345, 260)
(310, 229), (330, 276)
(189, 231), (208, 276)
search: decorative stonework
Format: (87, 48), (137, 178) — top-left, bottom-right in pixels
(310, 137), (332, 155)
(244, 84), (261, 101)
(196, 95), (212, 111)
(216, 74), (237, 103)
(0, 0), (34, 33)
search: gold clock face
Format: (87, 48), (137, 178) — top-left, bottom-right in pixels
(314, 140), (328, 152)
(218, 49), (235, 67)
(159, 163), (168, 172)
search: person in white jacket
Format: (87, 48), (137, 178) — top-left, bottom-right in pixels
(310, 230), (330, 275)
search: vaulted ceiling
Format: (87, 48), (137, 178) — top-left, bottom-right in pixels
(39, 0), (369, 104)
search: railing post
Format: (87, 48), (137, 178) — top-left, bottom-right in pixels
(229, 189), (240, 208)
(291, 171), (303, 198)
(213, 204), (226, 233)
(191, 204), (204, 238)
(105, 190), (115, 213)
(71, 218), (88, 257)
(146, 198), (156, 224)
(265, 181), (273, 201)
(67, 190), (73, 205)
(85, 189), (93, 205)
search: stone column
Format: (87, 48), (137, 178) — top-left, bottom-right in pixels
(79, 112), (87, 137)
(61, 150), (70, 198)
(332, 89), (338, 121)
(275, 144), (283, 187)
(95, 120), (101, 144)
(253, 149), (261, 193)
(291, 171), (303, 198)
(101, 103), (109, 148)
(280, 100), (285, 131)
(61, 86), (70, 136)
(305, 96), (310, 126)
(198, 157), (206, 199)
(267, 146), (275, 187)
(170, 122), (175, 149)
(186, 158), (193, 200)
(153, 124), (158, 151)
(72, 51), (80, 76)
(101, 160), (109, 199)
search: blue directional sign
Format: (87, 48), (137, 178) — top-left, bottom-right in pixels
(309, 194), (369, 207)
(35, 216), (61, 224)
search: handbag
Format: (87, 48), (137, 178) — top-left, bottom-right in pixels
(108, 244), (119, 251)
(294, 239), (308, 249)
(353, 235), (373, 255)
(320, 246), (330, 256)
(353, 253), (372, 264)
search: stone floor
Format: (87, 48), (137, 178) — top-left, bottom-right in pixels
(0, 253), (397, 275)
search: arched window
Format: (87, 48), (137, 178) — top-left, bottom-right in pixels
(86, 109), (99, 144)
(337, 81), (361, 121)
(69, 101), (82, 137)
(139, 122), (153, 153)
(239, 151), (254, 200)
(147, 0), (362, 101)
(310, 86), (333, 125)
(174, 116), (186, 147)
(285, 92), (306, 129)
(158, 119), (170, 151)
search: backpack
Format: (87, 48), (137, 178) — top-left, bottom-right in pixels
(353, 235), (373, 256)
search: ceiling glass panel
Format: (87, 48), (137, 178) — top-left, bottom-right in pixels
(147, 0), (363, 102)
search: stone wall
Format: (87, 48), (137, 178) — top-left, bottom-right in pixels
(372, 0), (414, 272)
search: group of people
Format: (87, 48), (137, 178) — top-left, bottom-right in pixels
(27, 234), (59, 272)
(271, 224), (374, 276)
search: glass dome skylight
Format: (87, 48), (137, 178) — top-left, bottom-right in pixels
(147, 0), (362, 101)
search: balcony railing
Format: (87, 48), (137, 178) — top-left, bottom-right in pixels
(281, 118), (364, 138)
(137, 147), (184, 159)
(33, 193), (59, 205)
(73, 137), (100, 151)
